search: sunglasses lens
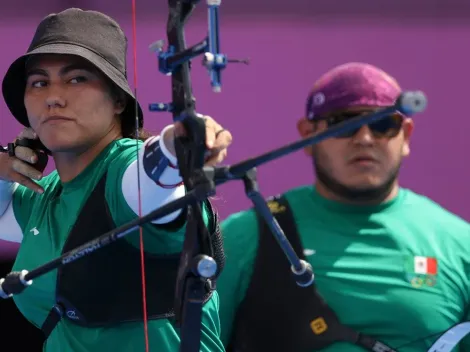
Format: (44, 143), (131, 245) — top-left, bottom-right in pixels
(369, 115), (402, 137)
(327, 113), (402, 138)
(326, 116), (358, 138)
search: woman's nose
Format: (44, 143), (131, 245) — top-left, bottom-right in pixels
(45, 84), (66, 108)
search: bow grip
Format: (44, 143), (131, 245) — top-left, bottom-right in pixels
(176, 115), (208, 174)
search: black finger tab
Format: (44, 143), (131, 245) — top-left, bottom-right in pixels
(13, 138), (49, 172)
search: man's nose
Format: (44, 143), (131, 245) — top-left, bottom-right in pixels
(352, 125), (374, 145)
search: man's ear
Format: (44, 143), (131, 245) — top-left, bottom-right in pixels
(297, 117), (315, 156)
(401, 118), (414, 157)
(297, 117), (314, 137)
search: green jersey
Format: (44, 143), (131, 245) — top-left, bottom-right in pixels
(9, 138), (224, 352)
(218, 185), (470, 351)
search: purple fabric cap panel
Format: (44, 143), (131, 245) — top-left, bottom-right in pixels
(306, 62), (402, 120)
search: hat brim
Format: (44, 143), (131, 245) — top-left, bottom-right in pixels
(2, 43), (143, 130)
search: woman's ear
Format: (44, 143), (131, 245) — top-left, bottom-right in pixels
(114, 92), (127, 115)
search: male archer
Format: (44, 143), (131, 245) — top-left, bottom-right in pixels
(217, 62), (470, 351)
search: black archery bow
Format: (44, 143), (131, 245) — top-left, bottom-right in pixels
(147, 1), (231, 351)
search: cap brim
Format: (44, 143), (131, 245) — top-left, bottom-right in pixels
(2, 43), (143, 129)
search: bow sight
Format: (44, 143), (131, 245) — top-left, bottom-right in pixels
(148, 0), (248, 112)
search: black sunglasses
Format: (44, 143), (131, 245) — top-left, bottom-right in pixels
(317, 111), (404, 139)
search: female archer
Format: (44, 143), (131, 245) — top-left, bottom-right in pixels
(0, 8), (231, 352)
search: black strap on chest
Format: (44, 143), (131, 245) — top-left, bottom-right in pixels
(40, 172), (224, 338)
(227, 194), (397, 352)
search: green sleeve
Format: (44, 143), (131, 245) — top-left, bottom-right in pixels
(104, 143), (215, 255)
(12, 184), (36, 233)
(218, 208), (259, 346)
(12, 173), (58, 234)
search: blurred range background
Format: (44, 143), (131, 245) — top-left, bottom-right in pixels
(0, 0), (469, 348)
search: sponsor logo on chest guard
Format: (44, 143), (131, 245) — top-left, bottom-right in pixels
(266, 199), (286, 214)
(67, 310), (80, 320)
(310, 317), (328, 335)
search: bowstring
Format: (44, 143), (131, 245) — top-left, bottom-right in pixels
(131, 1), (150, 351)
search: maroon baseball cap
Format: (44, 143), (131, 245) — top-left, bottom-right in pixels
(305, 62), (402, 120)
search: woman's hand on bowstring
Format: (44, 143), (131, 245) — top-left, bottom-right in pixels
(165, 115), (233, 166)
(0, 128), (44, 194)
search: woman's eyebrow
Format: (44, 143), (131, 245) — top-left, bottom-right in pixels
(25, 63), (95, 79)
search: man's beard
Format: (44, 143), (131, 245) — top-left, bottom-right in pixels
(312, 156), (400, 204)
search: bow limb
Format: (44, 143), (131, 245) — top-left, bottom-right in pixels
(164, 2), (212, 352)
(132, 1), (218, 351)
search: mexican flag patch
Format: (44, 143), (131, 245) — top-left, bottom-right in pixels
(406, 255), (437, 275)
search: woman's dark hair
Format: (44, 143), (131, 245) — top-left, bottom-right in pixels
(121, 116), (154, 141)
(106, 79), (154, 142)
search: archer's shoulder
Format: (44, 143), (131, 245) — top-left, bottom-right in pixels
(104, 138), (144, 167)
(110, 138), (143, 155)
(13, 171), (60, 210)
(401, 188), (469, 225)
(32, 170), (60, 193)
(221, 206), (259, 234)
(220, 186), (310, 239)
